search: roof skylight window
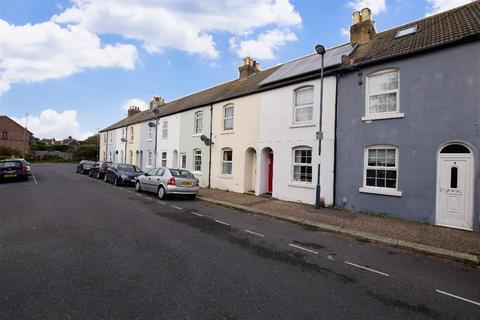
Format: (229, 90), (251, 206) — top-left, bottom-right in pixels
(395, 25), (417, 38)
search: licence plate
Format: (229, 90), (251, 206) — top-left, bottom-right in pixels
(130, 179), (136, 182)
(181, 181), (193, 187)
(4, 174), (16, 178)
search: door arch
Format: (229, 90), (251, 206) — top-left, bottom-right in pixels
(435, 143), (475, 230)
(172, 150), (178, 168)
(244, 148), (257, 193)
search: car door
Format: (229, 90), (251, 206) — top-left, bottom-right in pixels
(150, 168), (165, 192)
(142, 168), (157, 191)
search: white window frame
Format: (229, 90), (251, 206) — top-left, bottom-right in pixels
(161, 152), (167, 167)
(359, 145), (402, 196)
(293, 86), (314, 124)
(221, 148), (233, 175)
(194, 111), (203, 134)
(147, 126), (152, 140)
(193, 149), (202, 172)
(162, 121), (168, 139)
(180, 153), (187, 169)
(109, 133), (112, 144)
(292, 147), (313, 183)
(363, 69), (404, 121)
(147, 150), (152, 166)
(129, 150), (133, 164)
(130, 127), (134, 141)
(223, 104), (234, 132)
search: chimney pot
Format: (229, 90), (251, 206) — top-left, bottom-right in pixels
(352, 11), (361, 24)
(238, 57), (260, 79)
(360, 8), (371, 21)
(350, 7), (375, 44)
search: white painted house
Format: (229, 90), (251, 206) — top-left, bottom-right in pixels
(156, 113), (181, 168)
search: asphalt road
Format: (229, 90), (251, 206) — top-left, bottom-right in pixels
(0, 163), (479, 319)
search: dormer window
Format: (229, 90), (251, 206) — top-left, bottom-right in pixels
(395, 25), (417, 38)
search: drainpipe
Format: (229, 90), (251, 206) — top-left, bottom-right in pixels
(208, 104), (213, 188)
(333, 72), (341, 206)
(154, 118), (159, 167)
(124, 125), (128, 163)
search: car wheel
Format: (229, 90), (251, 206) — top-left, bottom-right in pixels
(114, 177), (119, 186)
(88, 171), (92, 177)
(188, 194), (197, 200)
(104, 174), (109, 183)
(97, 172), (101, 179)
(135, 181), (142, 192)
(158, 186), (166, 199)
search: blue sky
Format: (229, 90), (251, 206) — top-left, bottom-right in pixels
(0, 0), (471, 139)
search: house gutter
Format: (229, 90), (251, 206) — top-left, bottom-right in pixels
(208, 104), (213, 188)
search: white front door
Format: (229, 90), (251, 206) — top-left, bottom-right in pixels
(436, 154), (474, 230)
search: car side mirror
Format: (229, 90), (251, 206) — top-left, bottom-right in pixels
(145, 173), (149, 176)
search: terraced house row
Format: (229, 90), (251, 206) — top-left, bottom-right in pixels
(100, 3), (480, 232)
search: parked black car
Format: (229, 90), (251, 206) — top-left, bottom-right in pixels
(0, 159), (29, 182)
(89, 161), (112, 179)
(104, 163), (143, 186)
(76, 160), (96, 174)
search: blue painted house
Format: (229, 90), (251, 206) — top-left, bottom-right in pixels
(335, 3), (480, 231)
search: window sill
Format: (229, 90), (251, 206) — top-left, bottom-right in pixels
(359, 187), (402, 197)
(288, 182), (315, 189)
(289, 122), (316, 129)
(218, 174), (233, 179)
(146, 139), (152, 142)
(192, 171), (202, 176)
(361, 112), (404, 122)
(192, 133), (204, 137)
(220, 131), (235, 135)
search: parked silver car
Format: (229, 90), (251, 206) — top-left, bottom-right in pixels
(135, 167), (199, 200)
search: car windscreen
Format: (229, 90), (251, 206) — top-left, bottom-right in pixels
(84, 161), (95, 165)
(0, 161), (21, 168)
(118, 164), (138, 172)
(169, 169), (194, 178)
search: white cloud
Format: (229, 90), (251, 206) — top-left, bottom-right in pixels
(12, 109), (92, 140)
(340, 28), (350, 37)
(347, 0), (387, 14)
(229, 29), (297, 60)
(122, 98), (148, 112)
(0, 19), (137, 94)
(426, 0), (473, 15)
(52, 0), (302, 60)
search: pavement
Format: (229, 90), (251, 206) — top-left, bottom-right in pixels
(198, 188), (480, 264)
(1, 163), (479, 319)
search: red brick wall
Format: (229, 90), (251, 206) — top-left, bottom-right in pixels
(0, 116), (34, 154)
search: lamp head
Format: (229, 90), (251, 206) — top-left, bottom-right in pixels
(315, 44), (326, 55)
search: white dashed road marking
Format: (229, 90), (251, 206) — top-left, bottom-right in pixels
(31, 174), (38, 185)
(214, 219), (230, 226)
(190, 212), (203, 217)
(344, 261), (390, 277)
(171, 205), (183, 210)
(244, 229), (265, 237)
(435, 290), (480, 306)
(158, 201), (166, 205)
(289, 244), (318, 255)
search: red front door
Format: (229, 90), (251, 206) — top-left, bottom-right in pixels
(267, 152), (273, 193)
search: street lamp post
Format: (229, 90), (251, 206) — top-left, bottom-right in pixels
(150, 99), (161, 167)
(314, 44), (326, 209)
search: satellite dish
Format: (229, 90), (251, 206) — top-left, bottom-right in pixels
(121, 138), (127, 142)
(341, 55), (353, 67)
(151, 106), (160, 116)
(148, 122), (156, 128)
(200, 134), (208, 141)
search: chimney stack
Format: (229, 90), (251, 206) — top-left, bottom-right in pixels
(238, 57), (260, 79)
(350, 7), (376, 44)
(128, 105), (141, 117)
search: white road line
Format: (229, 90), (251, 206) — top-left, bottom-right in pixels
(214, 219), (230, 226)
(289, 244), (318, 255)
(158, 201), (166, 205)
(344, 261), (390, 277)
(244, 229), (265, 237)
(31, 174), (38, 185)
(436, 290), (480, 306)
(190, 212), (203, 217)
(171, 205), (183, 210)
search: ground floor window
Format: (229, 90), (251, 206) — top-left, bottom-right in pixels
(292, 147), (312, 182)
(364, 146), (398, 189)
(180, 154), (187, 169)
(222, 148), (232, 175)
(161, 152), (167, 167)
(194, 149), (202, 172)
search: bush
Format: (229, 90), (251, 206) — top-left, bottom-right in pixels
(0, 145), (21, 158)
(73, 145), (98, 161)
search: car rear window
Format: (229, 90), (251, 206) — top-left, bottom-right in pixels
(118, 164), (140, 172)
(169, 169), (194, 178)
(0, 161), (21, 168)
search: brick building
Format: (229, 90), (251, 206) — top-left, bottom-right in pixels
(0, 115), (34, 154)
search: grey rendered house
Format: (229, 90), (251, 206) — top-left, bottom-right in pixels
(335, 3), (480, 231)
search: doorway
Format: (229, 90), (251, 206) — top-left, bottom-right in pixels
(435, 143), (475, 230)
(244, 148), (257, 193)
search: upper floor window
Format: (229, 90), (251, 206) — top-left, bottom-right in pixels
(130, 127), (134, 141)
(294, 86), (314, 123)
(1, 131), (7, 139)
(195, 111), (203, 134)
(162, 121), (168, 139)
(365, 69), (402, 120)
(292, 147), (312, 183)
(148, 126), (152, 140)
(103, 133), (107, 143)
(193, 149), (202, 172)
(223, 104), (234, 131)
(121, 128), (125, 139)
(222, 148), (233, 175)
(129, 150), (133, 164)
(360, 145), (401, 197)
(109, 133), (112, 143)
